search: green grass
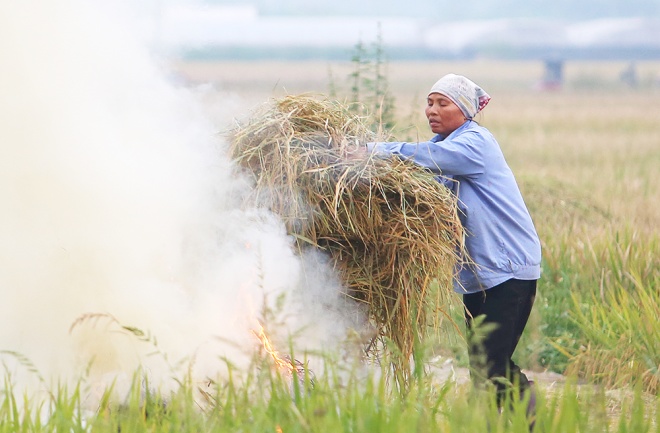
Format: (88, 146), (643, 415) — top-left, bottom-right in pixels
(1, 358), (658, 432)
(562, 234), (660, 394)
(530, 228), (660, 385)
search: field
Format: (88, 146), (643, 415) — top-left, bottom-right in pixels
(3, 59), (659, 431)
(176, 57), (660, 367)
(182, 58), (660, 424)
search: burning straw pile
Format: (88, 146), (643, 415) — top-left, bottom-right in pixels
(229, 95), (463, 380)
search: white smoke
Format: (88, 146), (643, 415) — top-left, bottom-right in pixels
(0, 0), (365, 401)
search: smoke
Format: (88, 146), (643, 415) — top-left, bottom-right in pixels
(0, 0), (364, 399)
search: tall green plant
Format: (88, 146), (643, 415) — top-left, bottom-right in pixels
(330, 24), (397, 132)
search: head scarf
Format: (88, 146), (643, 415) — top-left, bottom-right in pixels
(428, 74), (491, 119)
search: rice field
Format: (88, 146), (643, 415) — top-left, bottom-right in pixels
(3, 58), (659, 431)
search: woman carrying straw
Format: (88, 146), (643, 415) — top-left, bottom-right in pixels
(361, 73), (541, 419)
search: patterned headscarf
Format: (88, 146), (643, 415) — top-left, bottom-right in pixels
(428, 74), (491, 119)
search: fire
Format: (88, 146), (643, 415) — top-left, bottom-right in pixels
(252, 323), (295, 373)
(252, 322), (315, 393)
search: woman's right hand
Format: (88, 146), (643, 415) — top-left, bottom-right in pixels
(344, 144), (369, 160)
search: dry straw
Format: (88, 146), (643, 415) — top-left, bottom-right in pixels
(228, 94), (463, 382)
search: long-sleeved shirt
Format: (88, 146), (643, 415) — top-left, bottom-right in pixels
(367, 120), (541, 294)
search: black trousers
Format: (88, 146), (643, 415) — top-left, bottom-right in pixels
(463, 278), (537, 399)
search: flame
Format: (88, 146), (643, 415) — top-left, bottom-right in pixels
(252, 322), (315, 394)
(252, 323), (295, 373)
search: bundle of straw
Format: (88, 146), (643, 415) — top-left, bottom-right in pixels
(229, 95), (463, 381)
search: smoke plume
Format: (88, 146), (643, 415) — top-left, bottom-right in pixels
(0, 0), (363, 400)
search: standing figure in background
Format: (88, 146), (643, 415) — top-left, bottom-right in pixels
(365, 73), (541, 425)
(619, 62), (638, 88)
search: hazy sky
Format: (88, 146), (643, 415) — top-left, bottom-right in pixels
(153, 1), (660, 60)
(203, 0), (660, 19)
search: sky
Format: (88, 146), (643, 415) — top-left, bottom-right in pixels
(203, 0), (660, 19)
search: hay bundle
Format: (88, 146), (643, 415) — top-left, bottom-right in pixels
(229, 95), (463, 379)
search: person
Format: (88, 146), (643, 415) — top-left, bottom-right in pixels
(364, 73), (541, 420)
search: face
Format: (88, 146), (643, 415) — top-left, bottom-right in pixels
(425, 93), (467, 136)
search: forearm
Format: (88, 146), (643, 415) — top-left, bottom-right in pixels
(367, 141), (442, 173)
(368, 139), (484, 176)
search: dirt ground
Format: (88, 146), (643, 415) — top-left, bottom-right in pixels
(427, 356), (566, 389)
(427, 357), (659, 425)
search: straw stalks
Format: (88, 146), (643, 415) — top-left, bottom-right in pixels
(228, 95), (463, 384)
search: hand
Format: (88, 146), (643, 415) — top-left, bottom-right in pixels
(344, 144), (369, 161)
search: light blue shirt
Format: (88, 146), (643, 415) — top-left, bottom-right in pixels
(368, 121), (541, 294)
